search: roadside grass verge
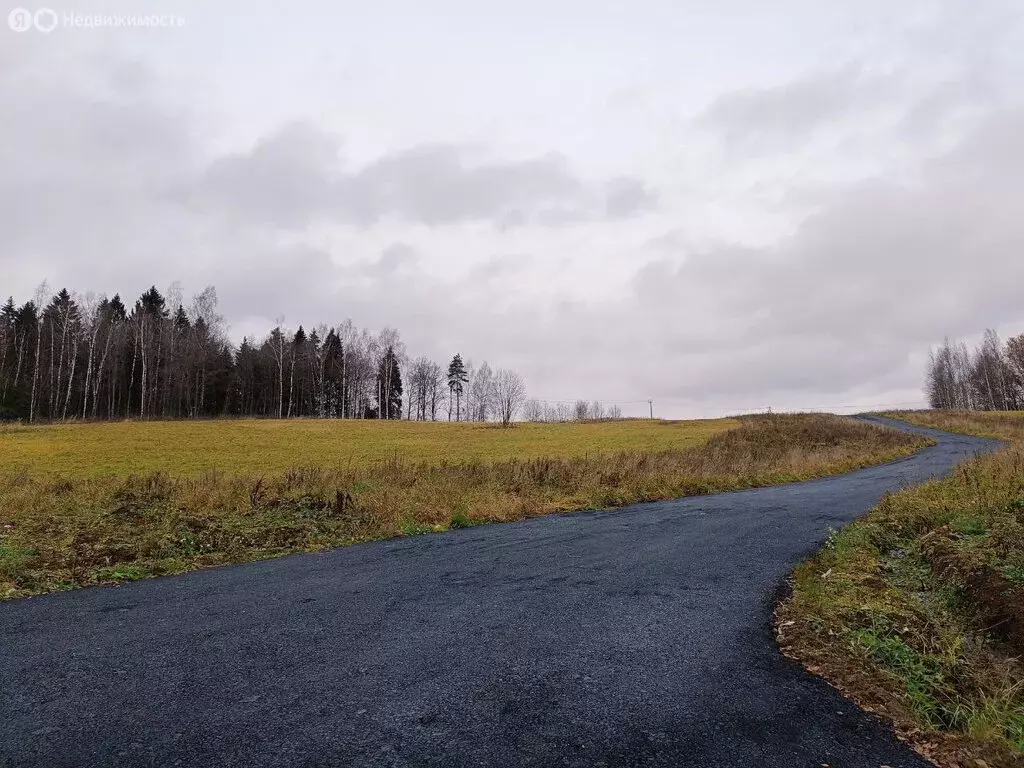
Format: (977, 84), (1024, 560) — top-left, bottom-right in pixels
(777, 410), (1024, 767)
(0, 414), (927, 599)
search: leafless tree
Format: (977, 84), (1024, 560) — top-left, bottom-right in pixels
(427, 361), (445, 421)
(269, 318), (288, 419)
(927, 331), (1022, 411)
(492, 368), (526, 426)
(522, 398), (543, 422)
(28, 281), (50, 421)
(467, 361), (494, 421)
(1006, 333), (1024, 409)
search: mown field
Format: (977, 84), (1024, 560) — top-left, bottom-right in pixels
(778, 411), (1024, 768)
(0, 417), (734, 478)
(0, 414), (928, 600)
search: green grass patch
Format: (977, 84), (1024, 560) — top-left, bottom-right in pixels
(851, 626), (954, 728)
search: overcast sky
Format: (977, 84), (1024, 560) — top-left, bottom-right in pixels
(3, 0), (1023, 417)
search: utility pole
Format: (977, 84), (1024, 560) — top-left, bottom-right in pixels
(648, 399), (653, 419)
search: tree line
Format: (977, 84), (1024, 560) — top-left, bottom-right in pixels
(522, 399), (624, 422)
(926, 329), (1024, 411)
(0, 282), (527, 424)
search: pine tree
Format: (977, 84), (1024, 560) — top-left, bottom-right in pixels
(447, 353), (468, 421)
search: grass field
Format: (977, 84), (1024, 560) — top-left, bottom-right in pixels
(0, 414), (928, 600)
(778, 411), (1024, 767)
(0, 418), (735, 478)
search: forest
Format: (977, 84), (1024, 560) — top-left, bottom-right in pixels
(0, 282), (526, 424)
(925, 328), (1024, 410)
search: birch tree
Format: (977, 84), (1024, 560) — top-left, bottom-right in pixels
(491, 368), (526, 426)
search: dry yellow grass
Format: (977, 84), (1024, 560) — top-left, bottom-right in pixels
(0, 414), (928, 600)
(0, 417), (735, 478)
(881, 409), (1024, 440)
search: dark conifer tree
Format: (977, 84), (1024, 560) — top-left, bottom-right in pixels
(0, 298), (19, 418)
(447, 353), (468, 421)
(173, 305), (190, 330)
(108, 294), (127, 321)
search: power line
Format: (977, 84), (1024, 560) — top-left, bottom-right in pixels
(532, 398), (656, 405)
(531, 398), (924, 411)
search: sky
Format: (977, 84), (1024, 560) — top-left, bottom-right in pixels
(3, 0), (1023, 417)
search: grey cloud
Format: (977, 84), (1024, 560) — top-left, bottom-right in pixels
(642, 229), (687, 253)
(465, 254), (525, 284)
(365, 242), (419, 277)
(211, 244), (339, 332)
(618, 108), (1024, 404)
(605, 177), (658, 218)
(355, 145), (582, 225)
(690, 58), (997, 160)
(896, 79), (990, 141)
(8, 85), (1021, 414)
(193, 123), (345, 228)
(0, 49), (199, 293)
(186, 128), (649, 228)
(692, 66), (872, 153)
(192, 110), (1024, 410)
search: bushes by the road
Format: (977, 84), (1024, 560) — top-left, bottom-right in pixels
(778, 411), (1024, 768)
(0, 414), (927, 599)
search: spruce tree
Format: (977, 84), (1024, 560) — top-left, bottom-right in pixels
(136, 286), (167, 317)
(108, 294), (127, 321)
(173, 305), (190, 330)
(376, 346), (403, 419)
(1, 297), (15, 325)
(0, 298), (15, 417)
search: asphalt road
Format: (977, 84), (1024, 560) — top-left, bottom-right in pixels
(0, 416), (1000, 768)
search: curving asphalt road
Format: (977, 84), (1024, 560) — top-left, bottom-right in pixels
(0, 417), (1000, 768)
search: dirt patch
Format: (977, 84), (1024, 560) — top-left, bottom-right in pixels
(921, 529), (1024, 655)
